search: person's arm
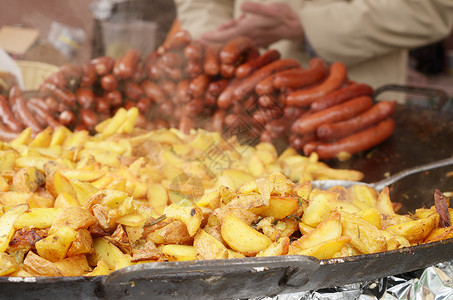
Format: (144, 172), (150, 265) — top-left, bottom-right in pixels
(300, 0), (453, 66)
(174, 0), (235, 40)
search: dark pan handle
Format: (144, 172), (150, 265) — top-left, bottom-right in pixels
(373, 84), (449, 111)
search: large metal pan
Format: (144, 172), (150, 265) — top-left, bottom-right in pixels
(1, 85), (452, 299)
(2, 238), (453, 300)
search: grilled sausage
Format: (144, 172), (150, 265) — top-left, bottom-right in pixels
(286, 62), (347, 107)
(273, 57), (327, 90)
(218, 59), (300, 109)
(291, 96), (373, 135)
(203, 45), (220, 76)
(310, 83), (374, 112)
(219, 37), (255, 65)
(0, 95), (23, 132)
(303, 118), (395, 160)
(317, 100), (396, 141)
(235, 49), (281, 78)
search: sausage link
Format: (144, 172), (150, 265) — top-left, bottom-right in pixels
(181, 98), (205, 116)
(255, 75), (276, 96)
(211, 109), (225, 132)
(286, 62), (347, 107)
(59, 63), (84, 81)
(164, 67), (183, 81)
(0, 121), (20, 141)
(184, 41), (203, 61)
(176, 79), (191, 103)
(95, 96), (111, 114)
(160, 80), (177, 97)
(273, 57), (327, 90)
(235, 49), (281, 78)
(27, 101), (62, 129)
(141, 80), (166, 103)
(189, 74), (210, 98)
(219, 37), (256, 65)
(289, 134), (317, 151)
(304, 118), (395, 160)
(218, 58), (300, 109)
(76, 88), (95, 109)
(203, 45), (220, 76)
(105, 90), (123, 107)
(161, 51), (185, 68)
(12, 96), (43, 133)
(283, 106), (305, 120)
(58, 110), (77, 127)
(310, 83), (374, 112)
(79, 108), (98, 131)
(90, 56), (115, 76)
(317, 100), (396, 141)
(80, 64), (98, 88)
(178, 116), (195, 134)
(291, 96), (374, 135)
(220, 63), (236, 78)
(185, 60), (203, 78)
(265, 118), (291, 139)
(207, 79), (229, 96)
(252, 107), (283, 126)
(257, 94), (279, 108)
(113, 49), (140, 79)
(45, 72), (67, 90)
(0, 95), (23, 132)
(100, 74), (118, 92)
(124, 82), (144, 101)
(53, 89), (77, 107)
(161, 30), (192, 52)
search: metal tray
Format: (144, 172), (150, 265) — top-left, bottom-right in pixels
(1, 85), (453, 300)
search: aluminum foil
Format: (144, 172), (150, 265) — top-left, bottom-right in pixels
(251, 261), (453, 300)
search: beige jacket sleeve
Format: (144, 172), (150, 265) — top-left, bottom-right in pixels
(174, 0), (235, 39)
(300, 0), (453, 67)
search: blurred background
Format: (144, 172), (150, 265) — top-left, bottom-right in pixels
(0, 0), (451, 96)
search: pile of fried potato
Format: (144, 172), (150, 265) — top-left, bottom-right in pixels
(0, 107), (451, 277)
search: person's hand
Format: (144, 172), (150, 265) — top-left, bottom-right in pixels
(200, 1), (304, 48)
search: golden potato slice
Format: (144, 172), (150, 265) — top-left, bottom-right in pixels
(22, 251), (62, 276)
(146, 220), (193, 245)
(162, 244), (197, 261)
(197, 190), (220, 210)
(35, 226), (77, 262)
(67, 228), (94, 256)
(376, 187), (395, 215)
(358, 207), (382, 229)
(50, 207), (97, 234)
(0, 252), (20, 276)
(256, 237), (290, 257)
(293, 212), (342, 251)
(164, 203), (203, 236)
(0, 191), (32, 209)
(70, 180), (99, 206)
(147, 183), (169, 213)
(91, 237), (132, 270)
(301, 191), (334, 227)
(54, 192), (80, 208)
(424, 226), (453, 243)
(0, 203), (29, 251)
(340, 212), (387, 254)
(12, 167), (45, 193)
(45, 169), (76, 199)
(53, 254), (91, 276)
(385, 214), (439, 244)
(221, 213), (272, 256)
(347, 185), (378, 210)
(14, 207), (62, 229)
(85, 259), (111, 276)
(295, 236), (351, 260)
(257, 196), (300, 219)
(194, 229), (228, 260)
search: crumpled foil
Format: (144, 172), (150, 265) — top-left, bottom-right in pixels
(251, 261), (453, 300)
